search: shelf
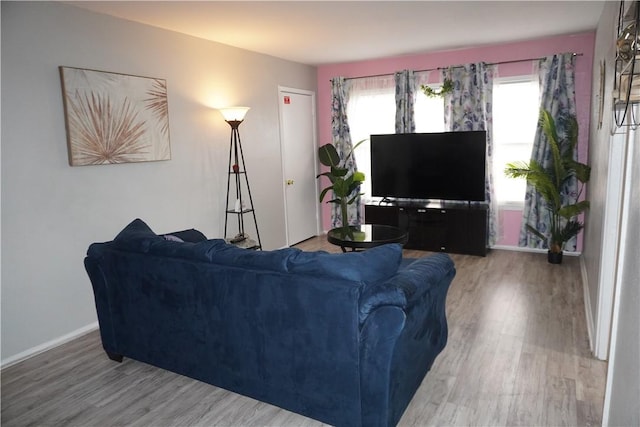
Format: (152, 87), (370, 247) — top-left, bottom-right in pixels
(224, 237), (260, 250)
(226, 208), (255, 214)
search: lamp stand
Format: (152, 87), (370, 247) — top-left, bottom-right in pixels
(223, 120), (262, 250)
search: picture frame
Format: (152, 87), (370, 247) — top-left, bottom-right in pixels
(59, 66), (171, 166)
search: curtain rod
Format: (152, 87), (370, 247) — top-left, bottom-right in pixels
(340, 52), (584, 82)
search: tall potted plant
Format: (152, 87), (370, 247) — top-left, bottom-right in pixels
(505, 109), (591, 264)
(317, 140), (365, 238)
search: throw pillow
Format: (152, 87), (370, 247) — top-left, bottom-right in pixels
(112, 218), (163, 253)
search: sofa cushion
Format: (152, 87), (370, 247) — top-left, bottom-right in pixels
(148, 238), (227, 262)
(113, 218), (164, 253)
(206, 243), (299, 273)
(112, 219), (401, 283)
(205, 241), (402, 283)
(286, 243), (403, 283)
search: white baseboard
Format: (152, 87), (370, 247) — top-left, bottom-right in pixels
(1, 322), (99, 370)
(489, 245), (581, 256)
(580, 256), (598, 358)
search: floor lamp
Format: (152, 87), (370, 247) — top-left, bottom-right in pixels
(219, 107), (262, 250)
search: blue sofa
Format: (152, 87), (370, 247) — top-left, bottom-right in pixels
(85, 219), (455, 426)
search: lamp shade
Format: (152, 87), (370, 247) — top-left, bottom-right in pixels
(219, 107), (250, 122)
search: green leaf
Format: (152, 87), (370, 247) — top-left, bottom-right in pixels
(565, 116), (579, 155)
(333, 179), (349, 197)
(331, 166), (348, 177)
(318, 143), (340, 168)
(347, 192), (363, 205)
(525, 224), (547, 242)
(353, 170), (365, 182)
(568, 160), (591, 183)
(558, 220), (584, 243)
(505, 161), (533, 179)
(350, 138), (367, 154)
(319, 186), (333, 203)
(558, 200), (590, 218)
(317, 171), (337, 183)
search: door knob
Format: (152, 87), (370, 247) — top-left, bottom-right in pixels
(286, 179), (294, 185)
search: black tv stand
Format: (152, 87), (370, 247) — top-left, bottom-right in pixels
(364, 199), (488, 256)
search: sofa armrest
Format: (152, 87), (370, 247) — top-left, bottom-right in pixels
(358, 253), (455, 325)
(359, 306), (406, 427)
(84, 256), (120, 357)
(358, 253), (455, 426)
(396, 253), (455, 306)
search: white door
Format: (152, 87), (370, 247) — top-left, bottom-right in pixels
(278, 87), (320, 246)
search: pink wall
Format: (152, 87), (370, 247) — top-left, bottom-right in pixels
(316, 32), (595, 249)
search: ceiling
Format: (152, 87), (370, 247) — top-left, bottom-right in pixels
(67, 1), (605, 66)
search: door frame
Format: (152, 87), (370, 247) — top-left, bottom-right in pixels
(277, 86), (321, 247)
(593, 128), (628, 360)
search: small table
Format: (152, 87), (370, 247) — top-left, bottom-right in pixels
(327, 224), (408, 252)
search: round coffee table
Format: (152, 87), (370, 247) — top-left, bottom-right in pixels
(327, 224), (408, 252)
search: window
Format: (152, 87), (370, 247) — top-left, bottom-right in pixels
(415, 84), (445, 133)
(346, 75), (539, 207)
(492, 77), (539, 208)
(347, 76), (395, 198)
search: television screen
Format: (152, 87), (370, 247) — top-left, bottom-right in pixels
(370, 131), (486, 201)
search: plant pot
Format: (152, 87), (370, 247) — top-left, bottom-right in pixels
(547, 250), (563, 264)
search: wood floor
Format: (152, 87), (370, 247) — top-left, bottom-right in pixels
(1, 238), (607, 426)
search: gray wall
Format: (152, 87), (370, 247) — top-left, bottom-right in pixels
(583, 0), (617, 342)
(1, 2), (316, 363)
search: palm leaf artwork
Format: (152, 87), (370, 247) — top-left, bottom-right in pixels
(505, 109), (591, 257)
(144, 79), (170, 137)
(67, 92), (148, 165)
(60, 67), (171, 166)
(144, 79), (171, 160)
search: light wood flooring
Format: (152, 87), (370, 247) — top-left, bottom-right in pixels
(1, 238), (607, 426)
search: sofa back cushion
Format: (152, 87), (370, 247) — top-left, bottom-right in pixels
(286, 244), (402, 283)
(108, 218), (403, 284)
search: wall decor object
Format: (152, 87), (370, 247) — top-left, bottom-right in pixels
(59, 66), (171, 166)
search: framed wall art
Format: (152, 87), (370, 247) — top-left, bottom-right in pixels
(59, 66), (171, 166)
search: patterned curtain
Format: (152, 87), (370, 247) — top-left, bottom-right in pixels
(330, 77), (362, 227)
(395, 70), (416, 133)
(443, 63), (498, 246)
(519, 53), (578, 250)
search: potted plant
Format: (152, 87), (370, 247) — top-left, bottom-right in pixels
(317, 140), (365, 238)
(504, 109), (591, 264)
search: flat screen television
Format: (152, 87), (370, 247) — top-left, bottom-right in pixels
(370, 131), (486, 202)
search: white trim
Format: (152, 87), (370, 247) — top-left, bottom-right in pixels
(497, 202), (524, 211)
(594, 130), (628, 360)
(602, 117), (637, 426)
(1, 322), (99, 370)
(490, 244), (581, 256)
(581, 256), (597, 356)
(493, 74), (537, 85)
